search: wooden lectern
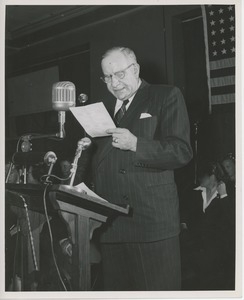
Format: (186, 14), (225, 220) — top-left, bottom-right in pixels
(6, 183), (130, 291)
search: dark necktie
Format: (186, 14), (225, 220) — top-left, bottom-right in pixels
(114, 100), (129, 126)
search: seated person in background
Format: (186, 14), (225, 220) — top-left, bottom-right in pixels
(221, 153), (235, 202)
(58, 149), (93, 186)
(221, 153), (235, 183)
(59, 159), (72, 185)
(27, 165), (42, 184)
(181, 161), (234, 290)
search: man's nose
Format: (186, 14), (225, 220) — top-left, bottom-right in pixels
(110, 75), (120, 87)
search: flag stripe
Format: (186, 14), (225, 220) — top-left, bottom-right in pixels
(210, 75), (235, 87)
(211, 93), (235, 105)
(210, 57), (235, 70)
(211, 84), (235, 95)
(210, 67), (235, 78)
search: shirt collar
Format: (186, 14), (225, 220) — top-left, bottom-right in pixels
(194, 186), (218, 212)
(114, 79), (142, 115)
(194, 186), (204, 191)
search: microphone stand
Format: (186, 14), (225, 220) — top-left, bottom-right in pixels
(5, 132), (65, 144)
(5, 162), (14, 183)
(23, 166), (27, 184)
(44, 152), (58, 183)
(21, 132), (65, 141)
(58, 111), (65, 139)
(69, 138), (91, 187)
(69, 140), (83, 187)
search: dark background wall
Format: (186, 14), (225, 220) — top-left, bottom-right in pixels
(5, 5), (235, 185)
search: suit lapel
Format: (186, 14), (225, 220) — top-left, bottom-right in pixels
(95, 80), (150, 170)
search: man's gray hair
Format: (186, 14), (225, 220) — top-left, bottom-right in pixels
(102, 47), (138, 63)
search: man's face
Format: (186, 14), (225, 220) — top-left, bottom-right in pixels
(60, 160), (72, 176)
(222, 159), (235, 179)
(199, 174), (212, 188)
(101, 51), (140, 101)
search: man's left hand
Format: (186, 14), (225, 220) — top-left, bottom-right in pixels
(106, 128), (137, 152)
(217, 181), (228, 198)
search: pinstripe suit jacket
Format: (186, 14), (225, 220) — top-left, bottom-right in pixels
(92, 79), (193, 243)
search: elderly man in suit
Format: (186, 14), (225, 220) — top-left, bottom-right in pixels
(92, 46), (192, 291)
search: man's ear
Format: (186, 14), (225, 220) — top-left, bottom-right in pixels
(133, 63), (140, 76)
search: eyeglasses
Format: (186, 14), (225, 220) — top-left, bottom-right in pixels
(100, 63), (135, 84)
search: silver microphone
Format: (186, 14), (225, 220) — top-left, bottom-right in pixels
(44, 151), (57, 177)
(78, 93), (88, 105)
(52, 81), (76, 139)
(78, 137), (92, 151)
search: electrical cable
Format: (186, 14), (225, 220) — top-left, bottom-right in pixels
(7, 191), (38, 272)
(43, 184), (67, 291)
(11, 219), (20, 288)
(91, 267), (100, 291)
(40, 173), (72, 184)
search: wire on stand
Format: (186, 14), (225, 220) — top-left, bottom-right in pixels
(11, 219), (20, 291)
(40, 173), (72, 184)
(6, 191), (38, 290)
(43, 184), (67, 291)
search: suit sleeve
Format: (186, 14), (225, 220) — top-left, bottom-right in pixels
(135, 86), (193, 170)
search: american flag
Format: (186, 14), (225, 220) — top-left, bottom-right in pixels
(201, 5), (235, 111)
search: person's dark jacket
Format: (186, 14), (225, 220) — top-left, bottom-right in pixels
(92, 79), (193, 243)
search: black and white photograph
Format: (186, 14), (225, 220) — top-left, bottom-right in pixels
(1, 0), (242, 299)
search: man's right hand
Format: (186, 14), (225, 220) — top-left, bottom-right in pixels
(59, 238), (72, 257)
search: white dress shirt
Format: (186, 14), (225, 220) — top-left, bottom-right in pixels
(194, 186), (227, 212)
(114, 79), (142, 116)
(114, 94), (135, 116)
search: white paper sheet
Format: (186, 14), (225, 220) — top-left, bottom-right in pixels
(70, 102), (116, 137)
(74, 182), (108, 202)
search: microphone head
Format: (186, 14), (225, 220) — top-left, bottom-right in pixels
(21, 140), (32, 152)
(44, 151), (57, 166)
(52, 81), (76, 111)
(78, 93), (88, 104)
(78, 137), (92, 150)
